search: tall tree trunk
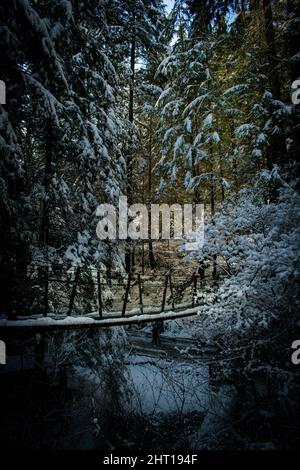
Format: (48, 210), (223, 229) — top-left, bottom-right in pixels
(148, 116), (156, 269)
(40, 120), (53, 246)
(40, 118), (53, 316)
(219, 160), (225, 202)
(262, 0), (287, 165)
(286, 0), (300, 163)
(263, 0), (282, 101)
(210, 158), (217, 280)
(230, 120), (239, 191)
(217, 136), (225, 202)
(125, 35), (136, 272)
(286, 0), (300, 82)
(190, 118), (201, 204)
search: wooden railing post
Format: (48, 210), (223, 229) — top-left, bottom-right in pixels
(122, 271), (131, 317)
(192, 272), (198, 307)
(34, 332), (45, 372)
(67, 266), (80, 316)
(138, 273), (143, 314)
(169, 273), (175, 310)
(97, 270), (103, 318)
(161, 274), (169, 312)
(44, 265), (49, 317)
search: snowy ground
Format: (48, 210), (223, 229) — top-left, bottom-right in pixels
(125, 354), (210, 415)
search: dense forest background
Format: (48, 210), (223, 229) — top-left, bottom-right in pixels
(0, 0), (300, 451)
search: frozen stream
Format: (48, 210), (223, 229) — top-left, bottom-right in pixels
(125, 354), (211, 416)
(66, 326), (232, 450)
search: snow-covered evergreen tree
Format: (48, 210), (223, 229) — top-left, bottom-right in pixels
(0, 0), (128, 314)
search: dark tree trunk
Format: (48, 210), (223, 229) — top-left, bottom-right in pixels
(262, 0), (287, 165)
(148, 117), (156, 269)
(67, 267), (80, 316)
(210, 160), (217, 280)
(286, 1), (300, 82)
(286, 0), (300, 163)
(40, 119), (54, 316)
(125, 35), (136, 273)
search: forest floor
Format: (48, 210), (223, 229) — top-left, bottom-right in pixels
(108, 240), (199, 312)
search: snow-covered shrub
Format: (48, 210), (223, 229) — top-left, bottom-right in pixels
(46, 326), (130, 446)
(196, 169), (300, 337)
(47, 326), (127, 388)
(190, 169), (300, 447)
